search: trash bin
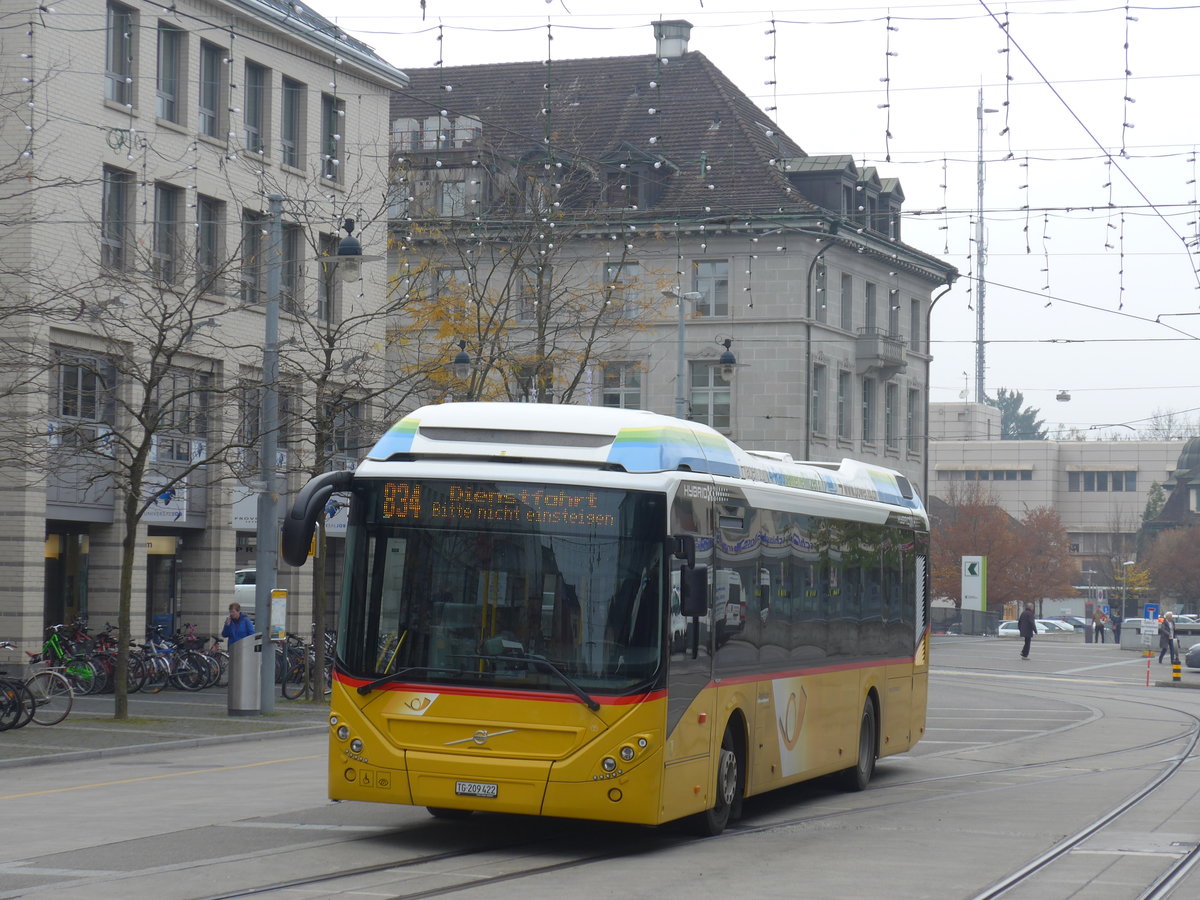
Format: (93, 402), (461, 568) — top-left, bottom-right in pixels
(227, 633), (261, 716)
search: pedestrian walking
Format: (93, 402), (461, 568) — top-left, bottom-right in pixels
(1158, 612), (1179, 664)
(1018, 602), (1036, 660)
(1092, 609), (1106, 644)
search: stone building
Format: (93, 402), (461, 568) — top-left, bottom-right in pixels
(0, 0), (406, 659)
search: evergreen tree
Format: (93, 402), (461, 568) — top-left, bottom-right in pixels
(988, 387), (1047, 440)
(1143, 482), (1166, 522)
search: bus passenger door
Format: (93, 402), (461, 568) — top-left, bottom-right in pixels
(662, 491), (715, 820)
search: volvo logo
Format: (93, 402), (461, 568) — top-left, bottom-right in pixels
(445, 728), (516, 747)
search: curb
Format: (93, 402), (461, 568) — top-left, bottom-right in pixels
(0, 724), (326, 771)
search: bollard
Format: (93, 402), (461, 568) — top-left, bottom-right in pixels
(1173, 661), (1182, 683)
(228, 632), (262, 716)
(1145, 651), (1152, 687)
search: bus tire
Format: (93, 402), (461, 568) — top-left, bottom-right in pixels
(840, 698), (877, 791)
(426, 806), (474, 820)
(692, 725), (743, 836)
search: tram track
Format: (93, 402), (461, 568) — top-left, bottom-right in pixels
(197, 687), (1200, 900)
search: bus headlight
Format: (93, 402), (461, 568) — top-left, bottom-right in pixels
(619, 745), (635, 762)
(350, 739), (364, 753)
(601, 756), (617, 773)
(336, 725), (350, 741)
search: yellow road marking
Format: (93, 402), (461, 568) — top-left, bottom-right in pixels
(0, 754), (321, 800)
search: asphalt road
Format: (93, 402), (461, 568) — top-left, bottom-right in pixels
(1, 638), (1198, 899)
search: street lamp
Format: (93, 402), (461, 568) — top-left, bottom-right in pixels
(451, 340), (471, 380)
(717, 338), (738, 380)
(662, 288), (703, 419)
(1121, 560), (1135, 619)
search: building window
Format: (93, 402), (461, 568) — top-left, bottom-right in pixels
(840, 273), (853, 331)
(865, 282), (877, 331)
(156, 23), (183, 122)
(814, 260), (827, 322)
(198, 41), (226, 139)
(316, 233), (339, 321)
(321, 94), (344, 181)
(56, 354), (108, 423)
(153, 182), (183, 284)
(281, 224), (304, 315)
(196, 194), (224, 287)
(106, 2), (135, 107)
(837, 370), (851, 440)
(909, 298), (922, 352)
(692, 260), (729, 317)
(603, 260), (642, 314)
(326, 402), (362, 470)
(810, 363), (826, 436)
(154, 369), (209, 463)
(1068, 471), (1137, 492)
(101, 166), (134, 271)
(437, 179), (466, 216)
(691, 362), (731, 431)
(888, 290), (901, 336)
(244, 61), (269, 154)
(861, 376), (876, 443)
(280, 77), (305, 168)
(968, 469), (1033, 482)
(517, 265), (545, 322)
(240, 211), (265, 305)
(884, 382), (899, 448)
(602, 363), (642, 409)
(906, 388), (921, 453)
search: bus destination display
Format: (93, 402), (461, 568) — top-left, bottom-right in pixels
(377, 480), (619, 531)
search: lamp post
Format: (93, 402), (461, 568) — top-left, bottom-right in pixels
(307, 218), (379, 702)
(450, 340), (472, 398)
(1121, 559), (1135, 619)
(663, 288), (703, 419)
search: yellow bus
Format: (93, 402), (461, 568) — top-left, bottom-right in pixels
(282, 403), (930, 835)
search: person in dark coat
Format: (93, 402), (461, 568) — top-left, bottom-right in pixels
(1018, 602), (1036, 660)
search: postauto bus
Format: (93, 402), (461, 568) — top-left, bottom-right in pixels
(281, 403), (930, 835)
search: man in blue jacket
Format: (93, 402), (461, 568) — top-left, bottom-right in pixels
(222, 603), (255, 644)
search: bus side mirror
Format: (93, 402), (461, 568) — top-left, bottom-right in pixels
(281, 470), (354, 567)
(680, 564), (708, 618)
(672, 535), (696, 569)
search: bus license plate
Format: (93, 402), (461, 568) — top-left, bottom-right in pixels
(455, 781), (498, 798)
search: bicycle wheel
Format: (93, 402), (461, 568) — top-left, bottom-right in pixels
(281, 658), (306, 699)
(143, 656), (169, 693)
(214, 650), (230, 687)
(0, 678), (31, 730)
(65, 659), (98, 696)
(126, 654), (147, 694)
(170, 651), (207, 691)
(25, 671), (73, 726)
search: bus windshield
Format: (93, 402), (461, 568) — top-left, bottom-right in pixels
(338, 479), (667, 696)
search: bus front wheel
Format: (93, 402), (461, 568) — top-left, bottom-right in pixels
(692, 725), (743, 836)
(840, 698), (877, 791)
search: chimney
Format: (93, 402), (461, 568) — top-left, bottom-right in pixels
(653, 20), (692, 59)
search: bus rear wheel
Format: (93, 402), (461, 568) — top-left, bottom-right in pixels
(839, 699), (877, 791)
(692, 726), (743, 836)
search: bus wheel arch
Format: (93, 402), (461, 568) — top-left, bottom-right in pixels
(839, 689), (879, 792)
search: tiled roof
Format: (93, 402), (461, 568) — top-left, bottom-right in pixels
(393, 52), (825, 221)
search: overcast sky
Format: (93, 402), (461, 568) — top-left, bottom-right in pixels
(309, 0), (1200, 438)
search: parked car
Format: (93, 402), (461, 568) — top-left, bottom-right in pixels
(1038, 619), (1074, 633)
(1186, 640), (1200, 669)
(998, 620), (1050, 637)
(1059, 616), (1088, 631)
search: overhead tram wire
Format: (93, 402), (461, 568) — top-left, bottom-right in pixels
(976, 0), (1200, 290)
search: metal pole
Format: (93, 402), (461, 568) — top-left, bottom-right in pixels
(256, 194), (283, 714)
(675, 287), (686, 419)
(974, 89), (987, 404)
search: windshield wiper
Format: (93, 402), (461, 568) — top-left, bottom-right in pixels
(356, 666), (462, 695)
(455, 653), (600, 712)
